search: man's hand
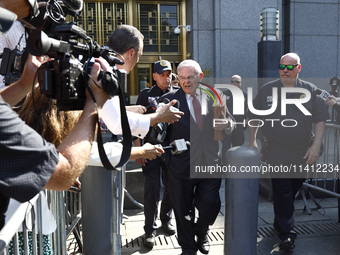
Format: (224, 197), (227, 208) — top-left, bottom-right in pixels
(135, 158), (147, 166)
(0, 54), (49, 106)
(141, 143), (164, 160)
(150, 99), (184, 126)
(304, 144), (320, 165)
(303, 121), (325, 165)
(87, 58), (110, 108)
(325, 95), (338, 107)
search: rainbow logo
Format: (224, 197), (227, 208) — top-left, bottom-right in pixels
(198, 82), (223, 106)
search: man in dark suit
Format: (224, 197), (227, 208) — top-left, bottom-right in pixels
(162, 60), (233, 255)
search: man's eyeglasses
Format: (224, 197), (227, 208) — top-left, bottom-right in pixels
(178, 75), (197, 82)
(231, 80), (240, 84)
(278, 64), (299, 71)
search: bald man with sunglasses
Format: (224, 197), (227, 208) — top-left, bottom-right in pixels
(248, 53), (329, 250)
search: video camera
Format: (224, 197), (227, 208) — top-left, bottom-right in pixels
(23, 0), (124, 110)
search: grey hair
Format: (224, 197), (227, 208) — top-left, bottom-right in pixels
(177, 59), (202, 75)
(281, 52), (301, 65)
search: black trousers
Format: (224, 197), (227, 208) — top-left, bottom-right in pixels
(168, 171), (221, 253)
(267, 144), (306, 241)
(142, 156), (173, 235)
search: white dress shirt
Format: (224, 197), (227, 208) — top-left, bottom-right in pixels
(101, 96), (150, 138)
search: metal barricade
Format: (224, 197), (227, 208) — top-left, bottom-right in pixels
(0, 194), (41, 255)
(0, 189), (82, 255)
(302, 122), (340, 219)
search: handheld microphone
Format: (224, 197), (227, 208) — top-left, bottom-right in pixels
(315, 88), (340, 113)
(163, 139), (190, 155)
(315, 88), (330, 101)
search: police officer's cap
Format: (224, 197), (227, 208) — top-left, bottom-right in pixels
(153, 60), (172, 74)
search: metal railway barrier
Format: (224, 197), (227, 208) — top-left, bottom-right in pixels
(301, 122), (340, 220)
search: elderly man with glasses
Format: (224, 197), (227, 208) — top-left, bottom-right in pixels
(161, 60), (233, 255)
(248, 53), (329, 250)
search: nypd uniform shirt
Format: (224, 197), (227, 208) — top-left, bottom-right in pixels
(249, 78), (329, 146)
(136, 85), (172, 114)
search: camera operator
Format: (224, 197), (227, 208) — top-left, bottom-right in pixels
(0, 50), (110, 229)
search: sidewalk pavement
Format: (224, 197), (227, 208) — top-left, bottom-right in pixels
(121, 178), (340, 255)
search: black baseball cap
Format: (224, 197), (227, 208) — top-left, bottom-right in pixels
(154, 60), (172, 74)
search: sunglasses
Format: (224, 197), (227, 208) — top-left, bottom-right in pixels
(278, 64), (299, 71)
(231, 80), (240, 84)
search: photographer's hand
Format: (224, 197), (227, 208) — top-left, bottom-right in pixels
(149, 99), (184, 125)
(0, 54), (47, 106)
(86, 58), (110, 109)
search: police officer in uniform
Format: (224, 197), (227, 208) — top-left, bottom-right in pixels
(135, 60), (177, 248)
(249, 53), (329, 250)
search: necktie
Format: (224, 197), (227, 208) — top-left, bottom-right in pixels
(192, 94), (203, 130)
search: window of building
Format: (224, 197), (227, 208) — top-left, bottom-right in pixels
(137, 3), (179, 53)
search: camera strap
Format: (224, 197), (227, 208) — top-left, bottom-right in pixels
(96, 85), (132, 170)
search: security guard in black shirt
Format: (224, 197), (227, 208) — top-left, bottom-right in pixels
(249, 53), (329, 251)
(134, 60), (178, 248)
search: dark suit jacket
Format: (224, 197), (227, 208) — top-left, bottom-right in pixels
(162, 88), (220, 179)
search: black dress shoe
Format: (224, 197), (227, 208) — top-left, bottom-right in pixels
(144, 233), (155, 248)
(180, 252), (197, 255)
(279, 237), (295, 250)
(162, 222), (176, 235)
(196, 234), (210, 254)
